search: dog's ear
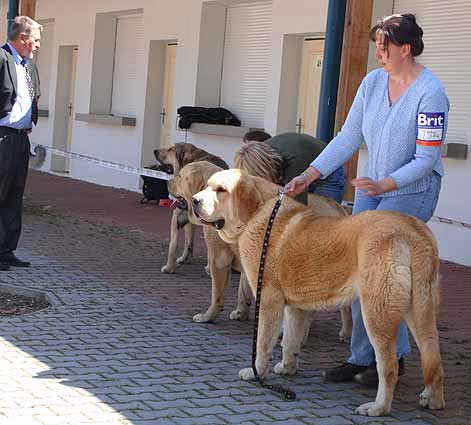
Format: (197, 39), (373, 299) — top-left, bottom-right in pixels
(175, 143), (198, 169)
(234, 176), (262, 224)
(187, 168), (206, 195)
(175, 144), (186, 168)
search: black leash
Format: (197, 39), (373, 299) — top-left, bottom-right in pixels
(250, 188), (296, 400)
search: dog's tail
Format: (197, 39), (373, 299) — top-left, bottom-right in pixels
(29, 144), (47, 169)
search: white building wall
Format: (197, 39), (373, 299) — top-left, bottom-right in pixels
(2, 0), (468, 265)
(32, 0), (147, 189)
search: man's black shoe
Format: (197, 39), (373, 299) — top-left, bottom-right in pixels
(0, 262), (10, 271)
(353, 357), (405, 388)
(0, 253), (30, 267)
(322, 362), (370, 383)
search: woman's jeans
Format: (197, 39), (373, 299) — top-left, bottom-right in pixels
(308, 166), (346, 204)
(348, 172), (442, 366)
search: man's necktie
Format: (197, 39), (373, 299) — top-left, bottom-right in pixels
(21, 59), (38, 125)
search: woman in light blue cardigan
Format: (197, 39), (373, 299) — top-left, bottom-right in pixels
(286, 13), (449, 387)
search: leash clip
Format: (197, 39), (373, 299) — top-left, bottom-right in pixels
(278, 186), (288, 201)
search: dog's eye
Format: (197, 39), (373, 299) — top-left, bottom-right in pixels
(216, 187), (227, 194)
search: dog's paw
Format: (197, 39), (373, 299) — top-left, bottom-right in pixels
(339, 328), (351, 343)
(239, 367), (256, 381)
(192, 312), (212, 323)
(177, 254), (192, 264)
(419, 387), (445, 410)
(274, 361), (297, 376)
(229, 308), (249, 321)
(161, 264), (176, 274)
(354, 402), (389, 417)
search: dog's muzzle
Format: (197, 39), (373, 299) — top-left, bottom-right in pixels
(192, 198), (225, 229)
(175, 196), (188, 210)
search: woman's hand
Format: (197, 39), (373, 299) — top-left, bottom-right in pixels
(351, 176), (397, 196)
(285, 167), (322, 197)
(285, 175), (307, 197)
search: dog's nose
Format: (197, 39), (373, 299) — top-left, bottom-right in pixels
(192, 197), (200, 207)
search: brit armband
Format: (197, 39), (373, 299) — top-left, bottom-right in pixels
(416, 112), (445, 147)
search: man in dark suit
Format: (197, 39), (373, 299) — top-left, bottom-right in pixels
(0, 16), (42, 271)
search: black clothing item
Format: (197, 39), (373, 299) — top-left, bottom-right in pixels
(0, 131), (30, 256)
(177, 106), (241, 129)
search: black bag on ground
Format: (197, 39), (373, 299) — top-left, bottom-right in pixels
(140, 164), (170, 204)
(177, 106), (241, 129)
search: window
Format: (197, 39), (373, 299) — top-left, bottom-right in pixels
(111, 15), (144, 118)
(220, 1), (273, 128)
(88, 9), (143, 122)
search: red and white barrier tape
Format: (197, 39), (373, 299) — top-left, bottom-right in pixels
(32, 145), (470, 230)
(32, 144), (171, 180)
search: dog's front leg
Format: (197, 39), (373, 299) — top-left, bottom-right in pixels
(193, 248), (233, 323)
(161, 208), (180, 273)
(177, 221), (194, 264)
(276, 306), (306, 375)
(239, 292), (284, 381)
(230, 273), (252, 321)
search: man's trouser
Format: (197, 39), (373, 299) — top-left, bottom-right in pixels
(0, 127), (30, 256)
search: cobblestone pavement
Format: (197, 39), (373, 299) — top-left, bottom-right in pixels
(0, 171), (469, 424)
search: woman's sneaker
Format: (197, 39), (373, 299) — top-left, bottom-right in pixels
(322, 362), (370, 383)
(353, 357), (405, 388)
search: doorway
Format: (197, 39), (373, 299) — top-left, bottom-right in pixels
(160, 43), (177, 148)
(296, 39), (325, 136)
(51, 45), (78, 173)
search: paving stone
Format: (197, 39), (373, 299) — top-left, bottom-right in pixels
(0, 171), (466, 425)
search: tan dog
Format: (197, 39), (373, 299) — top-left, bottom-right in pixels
(169, 161), (352, 346)
(192, 169), (445, 417)
(168, 161), (251, 322)
(154, 143), (228, 274)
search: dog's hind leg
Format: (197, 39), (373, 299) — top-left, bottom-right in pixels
(275, 306), (306, 376)
(405, 274), (445, 411)
(356, 301), (402, 416)
(177, 221), (194, 264)
(230, 273), (252, 321)
(240, 289), (284, 381)
(339, 305), (353, 343)
(355, 239), (411, 416)
(161, 208), (180, 273)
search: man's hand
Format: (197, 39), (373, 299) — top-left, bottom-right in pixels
(351, 176), (397, 196)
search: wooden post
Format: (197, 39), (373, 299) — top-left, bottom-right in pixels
(20, 0), (36, 19)
(335, 0), (374, 202)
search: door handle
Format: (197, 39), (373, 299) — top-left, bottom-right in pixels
(160, 108), (167, 125)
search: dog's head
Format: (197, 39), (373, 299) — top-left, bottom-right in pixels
(154, 143), (203, 176)
(168, 161), (223, 225)
(192, 169), (277, 243)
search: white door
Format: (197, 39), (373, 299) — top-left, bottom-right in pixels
(296, 39), (325, 136)
(64, 47), (78, 171)
(160, 43), (177, 148)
